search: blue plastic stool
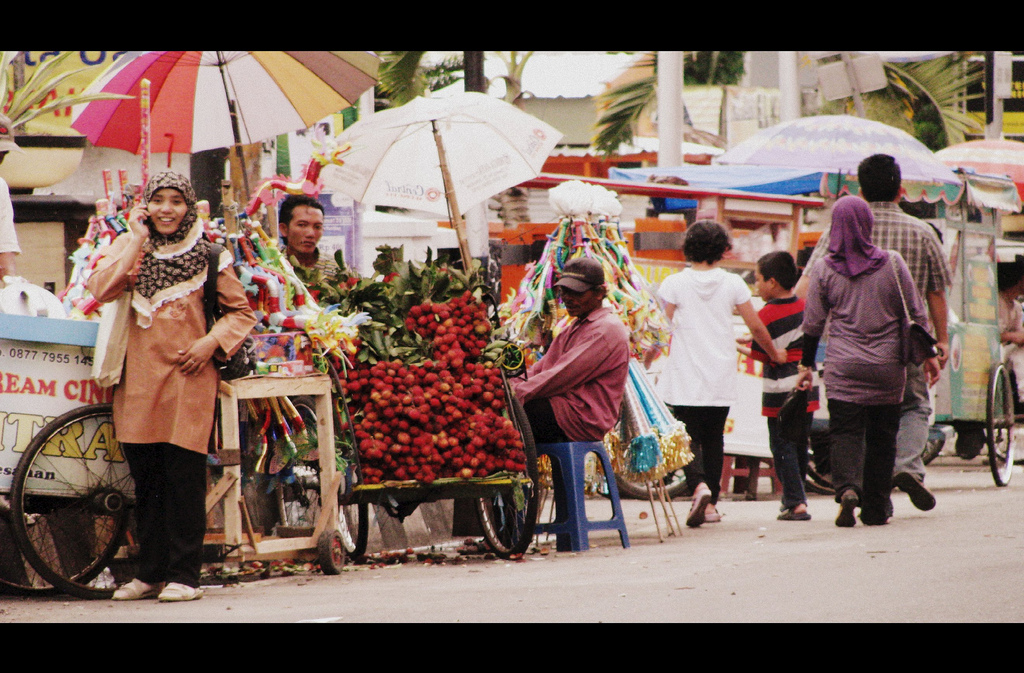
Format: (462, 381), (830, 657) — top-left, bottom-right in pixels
(536, 441), (630, 552)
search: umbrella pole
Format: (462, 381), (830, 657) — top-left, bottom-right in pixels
(432, 121), (474, 271)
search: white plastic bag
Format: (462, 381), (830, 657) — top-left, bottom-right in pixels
(91, 292), (131, 386)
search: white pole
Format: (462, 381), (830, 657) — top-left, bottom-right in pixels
(658, 51), (683, 168)
(779, 51), (801, 122)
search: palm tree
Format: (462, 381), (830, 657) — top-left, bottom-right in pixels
(820, 53), (983, 150)
(593, 51), (984, 156)
(592, 51), (743, 156)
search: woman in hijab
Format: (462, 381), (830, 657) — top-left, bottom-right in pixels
(88, 171), (256, 601)
(795, 196), (939, 528)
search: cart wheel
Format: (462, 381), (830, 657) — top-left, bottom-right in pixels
(9, 404), (134, 599)
(317, 529), (346, 575)
(476, 387), (539, 558)
(614, 469), (689, 500)
(987, 364), (1016, 486)
(288, 396), (368, 558)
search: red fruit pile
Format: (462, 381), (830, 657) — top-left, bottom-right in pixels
(342, 292), (527, 485)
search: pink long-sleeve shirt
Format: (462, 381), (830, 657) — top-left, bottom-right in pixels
(511, 305), (630, 441)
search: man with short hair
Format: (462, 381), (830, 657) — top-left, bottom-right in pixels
(278, 194), (334, 275)
(0, 113), (22, 281)
(796, 153), (952, 517)
(511, 257), (631, 444)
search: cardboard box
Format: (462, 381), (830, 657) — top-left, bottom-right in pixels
(250, 331), (313, 367)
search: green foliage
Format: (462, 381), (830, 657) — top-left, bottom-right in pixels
(684, 51), (745, 85)
(593, 51), (744, 156)
(306, 246), (489, 366)
(375, 51), (465, 108)
(1, 51), (131, 130)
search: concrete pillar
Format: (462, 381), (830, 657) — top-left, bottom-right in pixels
(658, 51), (684, 168)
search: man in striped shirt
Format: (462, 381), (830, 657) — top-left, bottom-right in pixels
(796, 154), (952, 514)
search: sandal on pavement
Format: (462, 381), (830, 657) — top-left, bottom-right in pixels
(777, 507), (812, 521)
(835, 490), (859, 528)
(112, 579), (163, 601)
(686, 487), (712, 528)
(158, 582), (204, 602)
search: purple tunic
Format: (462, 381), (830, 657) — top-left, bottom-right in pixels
(803, 252), (928, 405)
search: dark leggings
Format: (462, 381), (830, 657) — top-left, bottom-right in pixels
(669, 405), (730, 504)
(123, 442), (208, 588)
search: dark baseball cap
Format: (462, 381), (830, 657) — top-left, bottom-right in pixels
(554, 257), (605, 293)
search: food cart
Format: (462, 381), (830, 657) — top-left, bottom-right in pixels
(930, 171), (1021, 485)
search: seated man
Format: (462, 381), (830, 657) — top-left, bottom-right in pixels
(278, 194), (332, 274)
(510, 257), (631, 443)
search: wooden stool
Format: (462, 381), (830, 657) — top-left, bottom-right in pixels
(720, 453), (782, 501)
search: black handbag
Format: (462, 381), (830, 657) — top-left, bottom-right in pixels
(889, 253), (938, 365)
(204, 244), (257, 380)
(777, 387), (809, 445)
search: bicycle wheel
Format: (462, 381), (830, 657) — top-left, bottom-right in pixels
(476, 383), (539, 558)
(0, 502), (57, 594)
(987, 364), (1015, 487)
(9, 404), (133, 599)
(286, 394), (368, 558)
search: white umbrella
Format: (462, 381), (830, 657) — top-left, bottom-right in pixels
(321, 92), (563, 267)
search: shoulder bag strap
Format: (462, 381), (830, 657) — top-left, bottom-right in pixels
(204, 244), (224, 331)
(888, 251), (912, 321)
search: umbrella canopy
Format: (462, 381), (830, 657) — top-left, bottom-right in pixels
(71, 51), (380, 154)
(321, 91), (563, 218)
(716, 115), (960, 186)
(935, 139), (1024, 201)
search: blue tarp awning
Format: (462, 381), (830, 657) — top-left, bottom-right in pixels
(609, 165), (825, 196)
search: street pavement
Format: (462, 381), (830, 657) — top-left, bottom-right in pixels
(1, 456), (1022, 623)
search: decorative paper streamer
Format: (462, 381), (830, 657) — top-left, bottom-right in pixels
(140, 78), (151, 193)
(605, 359), (693, 482)
(499, 180), (671, 360)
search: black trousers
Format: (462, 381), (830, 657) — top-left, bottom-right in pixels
(826, 399), (901, 523)
(523, 397), (569, 445)
(669, 405), (730, 504)
(123, 442), (208, 588)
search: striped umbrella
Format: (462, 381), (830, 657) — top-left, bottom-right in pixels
(71, 51), (380, 155)
(936, 139), (1024, 201)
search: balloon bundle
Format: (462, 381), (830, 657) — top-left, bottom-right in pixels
(224, 218), (368, 362)
(498, 180), (671, 361)
(244, 127), (352, 219)
(605, 359), (693, 482)
(59, 197), (132, 319)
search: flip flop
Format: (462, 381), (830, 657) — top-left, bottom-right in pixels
(777, 507), (812, 521)
(686, 488), (712, 528)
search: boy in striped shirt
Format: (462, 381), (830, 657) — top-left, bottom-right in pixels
(749, 251), (820, 521)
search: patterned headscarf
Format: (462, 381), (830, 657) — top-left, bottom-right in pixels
(825, 195), (889, 278)
(131, 171), (213, 327)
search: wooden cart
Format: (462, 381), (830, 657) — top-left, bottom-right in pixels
(210, 374), (347, 572)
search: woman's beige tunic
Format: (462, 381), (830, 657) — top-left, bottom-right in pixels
(87, 234), (257, 454)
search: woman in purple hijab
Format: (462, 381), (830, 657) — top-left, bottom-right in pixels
(795, 195), (938, 528)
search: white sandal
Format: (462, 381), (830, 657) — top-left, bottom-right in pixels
(158, 582), (204, 602)
(112, 579), (163, 601)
